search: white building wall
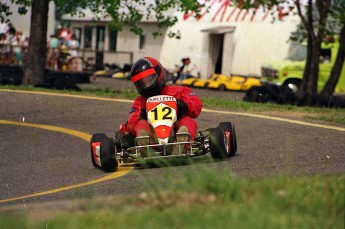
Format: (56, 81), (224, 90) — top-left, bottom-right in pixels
(117, 23), (166, 63)
(7, 2), (55, 37)
(159, 1), (300, 78)
(231, 21), (297, 76)
(160, 21), (208, 75)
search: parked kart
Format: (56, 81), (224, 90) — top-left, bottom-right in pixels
(174, 75), (198, 86)
(177, 74), (218, 88)
(207, 74), (261, 91)
(93, 64), (122, 77)
(177, 73), (261, 91)
(192, 74), (219, 88)
(241, 77), (262, 91)
(90, 95), (237, 172)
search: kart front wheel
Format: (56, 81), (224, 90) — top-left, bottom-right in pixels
(209, 127), (227, 159)
(209, 122), (238, 159)
(90, 133), (107, 167)
(219, 122), (237, 157)
(100, 137), (118, 172)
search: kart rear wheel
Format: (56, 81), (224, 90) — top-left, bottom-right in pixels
(100, 137), (118, 172)
(90, 133), (107, 167)
(209, 127), (227, 159)
(219, 122), (237, 157)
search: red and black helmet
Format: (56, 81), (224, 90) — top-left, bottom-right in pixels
(130, 57), (166, 98)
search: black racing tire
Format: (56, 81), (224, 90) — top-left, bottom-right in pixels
(282, 79), (301, 95)
(218, 84), (226, 91)
(100, 137), (118, 172)
(90, 133), (107, 167)
(219, 122), (237, 157)
(209, 127), (227, 159)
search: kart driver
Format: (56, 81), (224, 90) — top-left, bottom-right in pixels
(119, 56), (203, 156)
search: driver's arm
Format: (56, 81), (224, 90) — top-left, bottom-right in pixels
(180, 87), (203, 118)
(126, 96), (146, 133)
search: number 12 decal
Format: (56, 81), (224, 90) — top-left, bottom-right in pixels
(151, 107), (173, 120)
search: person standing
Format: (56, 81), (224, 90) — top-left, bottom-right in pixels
(67, 34), (80, 71)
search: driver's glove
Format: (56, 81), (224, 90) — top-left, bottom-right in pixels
(119, 122), (130, 136)
(119, 122), (134, 149)
(177, 99), (188, 119)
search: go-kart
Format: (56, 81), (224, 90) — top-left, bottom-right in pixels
(207, 74), (262, 91)
(90, 95), (237, 172)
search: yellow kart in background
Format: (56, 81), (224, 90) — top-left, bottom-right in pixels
(207, 74), (261, 91)
(193, 74), (219, 88)
(177, 74), (225, 88)
(241, 77), (262, 91)
(175, 77), (199, 87)
(176, 73), (262, 91)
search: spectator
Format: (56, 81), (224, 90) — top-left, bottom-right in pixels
(67, 34), (80, 71)
(46, 34), (60, 69)
(57, 45), (70, 71)
(7, 22), (16, 36)
(20, 36), (29, 61)
(0, 19), (9, 35)
(58, 27), (70, 45)
(178, 57), (197, 82)
(67, 34), (79, 57)
(10, 32), (23, 65)
(0, 33), (11, 64)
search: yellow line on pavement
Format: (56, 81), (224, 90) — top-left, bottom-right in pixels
(202, 108), (345, 132)
(0, 119), (92, 141)
(0, 119), (133, 203)
(0, 89), (133, 103)
(0, 167), (131, 203)
(1, 89), (344, 132)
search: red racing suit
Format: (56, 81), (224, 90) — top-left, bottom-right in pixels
(120, 85), (203, 141)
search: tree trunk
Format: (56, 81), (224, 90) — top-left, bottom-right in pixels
(298, 0), (330, 105)
(22, 0), (50, 86)
(298, 0), (313, 102)
(307, 38), (322, 97)
(320, 24), (345, 98)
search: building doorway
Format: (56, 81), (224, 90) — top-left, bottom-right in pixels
(202, 26), (235, 77)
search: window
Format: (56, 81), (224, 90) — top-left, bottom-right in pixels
(96, 26), (105, 51)
(84, 26), (93, 49)
(287, 43), (307, 61)
(139, 34), (146, 50)
(73, 27), (82, 44)
(109, 30), (117, 51)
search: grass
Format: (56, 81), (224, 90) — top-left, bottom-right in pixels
(1, 85), (345, 124)
(0, 168), (344, 228)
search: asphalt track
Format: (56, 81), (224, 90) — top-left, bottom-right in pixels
(0, 87), (344, 206)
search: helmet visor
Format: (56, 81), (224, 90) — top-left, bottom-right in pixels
(134, 74), (158, 93)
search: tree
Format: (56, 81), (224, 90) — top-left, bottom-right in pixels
(0, 0), (203, 86)
(22, 0), (50, 85)
(294, 0), (331, 104)
(320, 0), (345, 99)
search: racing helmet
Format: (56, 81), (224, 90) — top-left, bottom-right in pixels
(130, 57), (166, 98)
